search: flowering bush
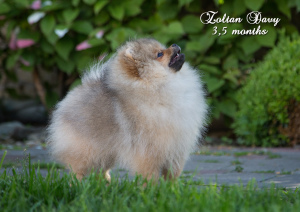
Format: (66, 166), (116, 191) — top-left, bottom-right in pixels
(0, 0), (299, 126)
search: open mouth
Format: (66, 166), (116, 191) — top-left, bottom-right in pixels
(169, 49), (182, 66)
(168, 48), (185, 71)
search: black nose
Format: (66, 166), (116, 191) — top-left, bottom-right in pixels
(171, 44), (181, 53)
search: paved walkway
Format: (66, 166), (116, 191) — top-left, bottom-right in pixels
(1, 146), (299, 189)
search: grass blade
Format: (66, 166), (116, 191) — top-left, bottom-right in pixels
(0, 150), (7, 169)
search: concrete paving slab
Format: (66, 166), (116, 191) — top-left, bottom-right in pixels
(264, 174), (300, 189)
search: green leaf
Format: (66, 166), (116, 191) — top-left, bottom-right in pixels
(88, 38), (105, 47)
(238, 37), (261, 55)
(124, 4), (141, 17)
(166, 21), (184, 35)
(83, 0), (97, 5)
(40, 39), (54, 53)
(181, 15), (203, 34)
(18, 30), (40, 42)
(63, 9), (79, 24)
(41, 2), (70, 11)
(220, 2), (233, 14)
(157, 3), (178, 20)
(55, 38), (74, 60)
(6, 50), (21, 70)
(72, 0), (80, 6)
(106, 28), (136, 50)
(296, 0), (300, 12)
(40, 15), (56, 36)
(72, 21), (94, 34)
(56, 57), (75, 74)
(74, 54), (92, 71)
(45, 32), (59, 45)
(94, 11), (110, 25)
(94, 0), (109, 14)
(152, 31), (172, 44)
(256, 25), (277, 47)
(244, 0), (264, 11)
(178, 0), (193, 7)
(202, 57), (220, 65)
(203, 76), (225, 93)
(13, 0), (30, 7)
(0, 3), (10, 14)
(20, 64), (34, 72)
(223, 54), (238, 70)
(46, 90), (59, 109)
(69, 79), (82, 90)
(198, 64), (222, 75)
(152, 21), (184, 44)
(233, 0), (246, 16)
(218, 100), (237, 118)
(6, 20), (16, 39)
(123, 0), (144, 17)
(185, 0), (201, 12)
(107, 3), (125, 21)
(218, 23), (243, 44)
(186, 34), (215, 53)
(156, 0), (167, 5)
(223, 69), (240, 85)
(21, 50), (36, 67)
(129, 14), (163, 33)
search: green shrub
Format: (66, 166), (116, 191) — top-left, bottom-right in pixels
(233, 34), (300, 146)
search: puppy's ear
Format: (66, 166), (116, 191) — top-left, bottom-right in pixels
(125, 47), (134, 61)
(121, 47), (140, 78)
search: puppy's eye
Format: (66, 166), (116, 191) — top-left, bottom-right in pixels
(157, 52), (163, 58)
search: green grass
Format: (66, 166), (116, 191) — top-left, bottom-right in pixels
(194, 150), (281, 159)
(1, 162), (17, 168)
(32, 161), (65, 169)
(203, 160), (219, 163)
(0, 144), (24, 150)
(231, 160), (242, 165)
(1, 151), (300, 211)
(278, 171), (292, 175)
(253, 170), (275, 174)
(251, 170), (292, 175)
(1, 161), (65, 169)
(234, 165), (244, 173)
(234, 150), (281, 159)
(194, 151), (231, 156)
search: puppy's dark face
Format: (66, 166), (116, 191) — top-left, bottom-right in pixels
(119, 39), (185, 79)
(158, 43), (185, 72)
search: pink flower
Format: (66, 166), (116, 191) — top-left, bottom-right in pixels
(9, 29), (35, 50)
(16, 39), (35, 48)
(76, 41), (91, 51)
(31, 0), (41, 10)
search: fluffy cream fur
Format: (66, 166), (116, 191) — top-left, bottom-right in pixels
(47, 38), (208, 181)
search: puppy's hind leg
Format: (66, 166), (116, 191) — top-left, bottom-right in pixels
(162, 161), (184, 181)
(104, 169), (111, 182)
(65, 158), (90, 181)
(132, 155), (161, 182)
(97, 156), (116, 183)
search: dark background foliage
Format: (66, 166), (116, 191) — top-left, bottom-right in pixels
(0, 0), (299, 146)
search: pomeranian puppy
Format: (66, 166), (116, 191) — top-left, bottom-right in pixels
(47, 38), (208, 181)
